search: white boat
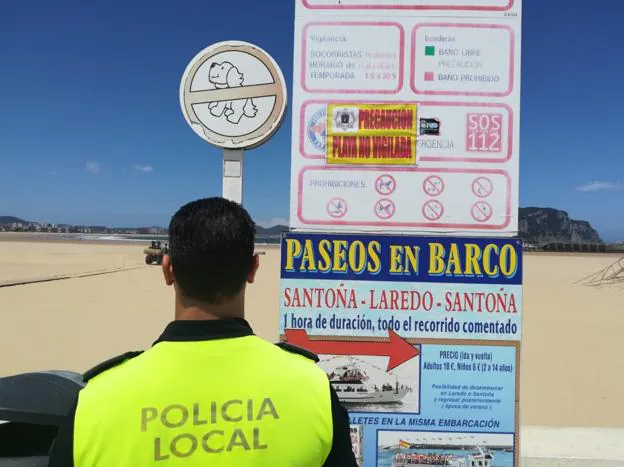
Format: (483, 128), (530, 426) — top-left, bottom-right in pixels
(392, 445), (494, 467)
(327, 363), (411, 405)
(454, 446), (494, 467)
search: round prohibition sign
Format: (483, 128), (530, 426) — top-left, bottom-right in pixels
(472, 177), (494, 198)
(471, 201), (493, 223)
(326, 198), (348, 219)
(422, 200), (444, 221)
(375, 198), (396, 220)
(375, 174), (397, 196)
(422, 175), (445, 197)
(180, 41), (287, 150)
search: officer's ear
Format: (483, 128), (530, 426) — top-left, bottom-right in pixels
(247, 254), (260, 284)
(162, 254), (174, 286)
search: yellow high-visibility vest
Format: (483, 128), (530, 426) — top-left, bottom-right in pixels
(73, 336), (334, 466)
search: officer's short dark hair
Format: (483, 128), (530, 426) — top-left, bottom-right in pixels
(168, 197), (256, 304)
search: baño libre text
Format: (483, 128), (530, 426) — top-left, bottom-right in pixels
(282, 285), (519, 314)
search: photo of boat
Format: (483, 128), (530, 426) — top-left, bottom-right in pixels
(377, 432), (514, 467)
(392, 444), (494, 467)
(327, 359), (412, 405)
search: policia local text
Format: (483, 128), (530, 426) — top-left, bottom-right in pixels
(141, 398), (279, 460)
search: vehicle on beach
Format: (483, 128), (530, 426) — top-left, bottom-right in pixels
(327, 361), (411, 405)
(392, 445), (494, 467)
(143, 241), (168, 265)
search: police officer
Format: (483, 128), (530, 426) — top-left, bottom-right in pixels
(49, 197), (357, 466)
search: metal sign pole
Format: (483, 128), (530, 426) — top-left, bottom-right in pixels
(222, 149), (244, 205)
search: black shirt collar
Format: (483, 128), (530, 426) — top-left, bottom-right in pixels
(154, 318), (254, 345)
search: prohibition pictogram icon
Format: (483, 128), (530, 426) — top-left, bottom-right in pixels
(422, 200), (444, 221)
(375, 174), (397, 196)
(180, 41), (287, 150)
(423, 175), (445, 197)
(375, 199), (396, 220)
(471, 177), (494, 198)
(327, 198), (348, 219)
(471, 201), (493, 223)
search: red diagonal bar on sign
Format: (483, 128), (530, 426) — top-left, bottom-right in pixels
(284, 329), (420, 372)
(186, 83), (280, 105)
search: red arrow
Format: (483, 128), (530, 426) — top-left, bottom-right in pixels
(284, 329), (420, 372)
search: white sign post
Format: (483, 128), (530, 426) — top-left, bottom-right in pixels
(223, 149), (244, 204)
(179, 40), (287, 205)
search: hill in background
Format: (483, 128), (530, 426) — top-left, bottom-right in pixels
(0, 216), (28, 225)
(518, 207), (602, 244)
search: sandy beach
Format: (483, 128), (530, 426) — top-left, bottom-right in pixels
(0, 237), (623, 431)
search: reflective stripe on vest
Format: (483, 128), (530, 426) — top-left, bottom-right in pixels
(73, 336), (333, 466)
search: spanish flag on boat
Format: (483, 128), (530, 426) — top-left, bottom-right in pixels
(399, 440), (411, 449)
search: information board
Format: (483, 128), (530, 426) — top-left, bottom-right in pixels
(279, 232), (522, 467)
(290, 0), (522, 235)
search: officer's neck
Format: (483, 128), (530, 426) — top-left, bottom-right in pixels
(174, 293), (245, 321)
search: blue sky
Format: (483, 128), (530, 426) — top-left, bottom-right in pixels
(0, 1), (622, 240)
